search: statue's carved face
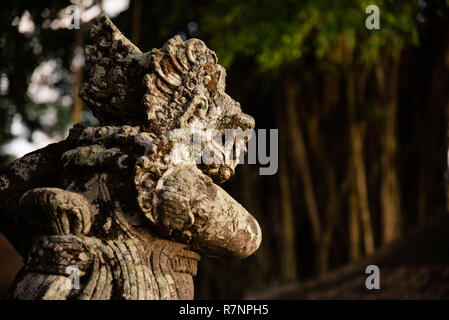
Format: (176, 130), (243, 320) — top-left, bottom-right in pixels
(80, 15), (254, 183)
(143, 36), (255, 183)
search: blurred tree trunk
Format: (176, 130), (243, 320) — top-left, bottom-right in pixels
(306, 83), (344, 274)
(239, 164), (271, 285)
(132, 0), (142, 48)
(279, 149), (298, 280)
(285, 83), (331, 275)
(277, 79), (298, 281)
(346, 68), (375, 255)
(423, 7), (449, 218)
(352, 124), (375, 255)
(349, 178), (361, 261)
(376, 55), (402, 244)
(72, 29), (83, 124)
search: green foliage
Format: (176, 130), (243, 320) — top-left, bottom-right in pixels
(0, 1), (79, 159)
(200, 0), (419, 71)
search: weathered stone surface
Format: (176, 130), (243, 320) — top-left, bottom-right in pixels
(0, 14), (261, 300)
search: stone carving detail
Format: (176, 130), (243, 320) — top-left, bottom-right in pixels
(0, 14), (261, 300)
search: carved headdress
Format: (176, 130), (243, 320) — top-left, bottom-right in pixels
(80, 14), (252, 135)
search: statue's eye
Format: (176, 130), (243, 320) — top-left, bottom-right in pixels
(197, 101), (208, 112)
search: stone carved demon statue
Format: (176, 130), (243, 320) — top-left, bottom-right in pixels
(0, 14), (261, 300)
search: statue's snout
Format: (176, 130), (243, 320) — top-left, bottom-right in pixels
(152, 164), (262, 259)
(196, 185), (262, 259)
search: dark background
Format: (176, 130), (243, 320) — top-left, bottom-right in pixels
(1, 0), (448, 299)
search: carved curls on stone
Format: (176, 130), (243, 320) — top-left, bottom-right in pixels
(79, 14), (222, 135)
